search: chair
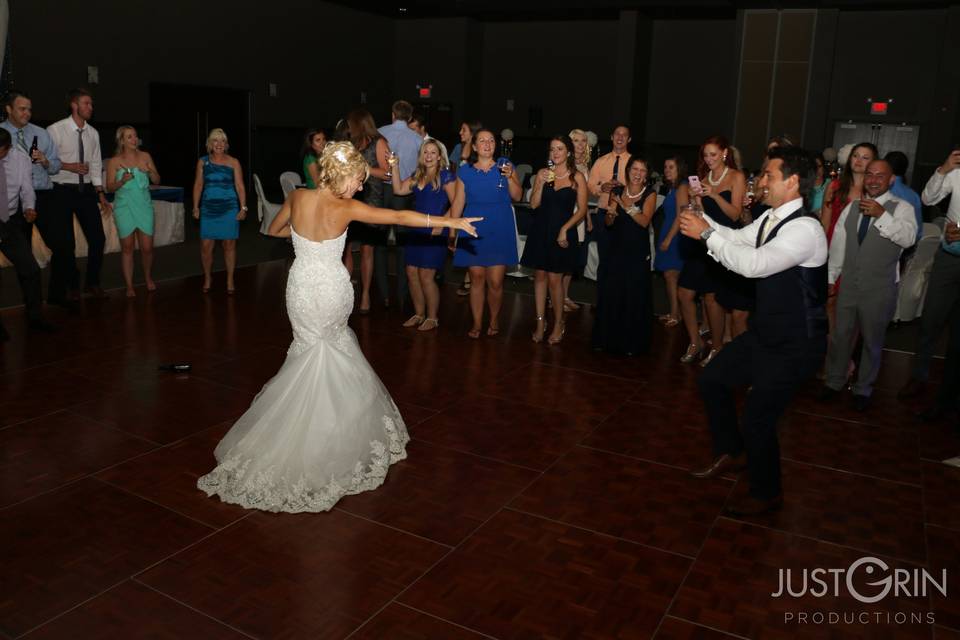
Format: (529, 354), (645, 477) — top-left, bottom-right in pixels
(253, 174), (282, 235)
(514, 163), (533, 191)
(508, 205), (532, 278)
(279, 171), (300, 199)
(895, 231), (941, 321)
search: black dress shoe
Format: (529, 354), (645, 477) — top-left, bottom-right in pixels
(898, 379), (926, 401)
(852, 394), (870, 412)
(724, 494), (783, 516)
(27, 318), (57, 333)
(691, 453), (747, 479)
(818, 386), (841, 402)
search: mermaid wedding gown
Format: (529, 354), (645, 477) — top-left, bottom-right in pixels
(197, 227), (409, 513)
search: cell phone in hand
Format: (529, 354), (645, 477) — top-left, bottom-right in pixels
(610, 184), (624, 197)
(687, 175), (702, 194)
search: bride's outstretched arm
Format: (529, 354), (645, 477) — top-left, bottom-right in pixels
(268, 198), (292, 237)
(348, 199), (480, 237)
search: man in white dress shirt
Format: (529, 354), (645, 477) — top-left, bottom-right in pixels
(820, 159), (916, 412)
(679, 146), (828, 516)
(899, 148), (960, 417)
(47, 88), (110, 300)
(0, 128), (55, 339)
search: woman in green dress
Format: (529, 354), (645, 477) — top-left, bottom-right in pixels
(301, 128), (328, 189)
(106, 126), (161, 297)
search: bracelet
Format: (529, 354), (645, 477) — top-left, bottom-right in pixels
(426, 214), (431, 227)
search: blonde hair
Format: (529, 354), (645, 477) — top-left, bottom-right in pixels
(318, 141), (369, 197)
(569, 128), (592, 170)
(410, 140), (449, 191)
(205, 128), (229, 153)
(114, 125), (137, 156)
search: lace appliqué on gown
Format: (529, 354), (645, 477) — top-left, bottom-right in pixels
(197, 416), (409, 513)
(196, 228), (410, 513)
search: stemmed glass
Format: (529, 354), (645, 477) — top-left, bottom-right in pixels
(546, 159), (556, 184)
(496, 158), (509, 189)
(385, 151), (397, 179)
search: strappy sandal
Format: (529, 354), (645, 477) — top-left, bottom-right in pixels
(418, 318), (439, 332)
(403, 314), (425, 327)
(532, 315), (545, 343)
(547, 322), (565, 345)
(663, 316), (680, 327)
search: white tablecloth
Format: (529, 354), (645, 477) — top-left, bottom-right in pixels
(1, 200), (185, 269)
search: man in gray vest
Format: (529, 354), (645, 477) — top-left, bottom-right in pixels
(820, 159), (917, 411)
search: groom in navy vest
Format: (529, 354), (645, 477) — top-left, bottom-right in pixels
(679, 146), (828, 516)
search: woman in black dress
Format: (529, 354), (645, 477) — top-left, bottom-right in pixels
(591, 156), (657, 356)
(521, 135), (588, 344)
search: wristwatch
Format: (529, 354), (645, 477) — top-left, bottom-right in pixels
(241, 205), (248, 212)
(700, 227), (715, 242)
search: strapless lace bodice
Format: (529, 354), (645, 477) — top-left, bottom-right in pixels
(286, 228), (353, 356)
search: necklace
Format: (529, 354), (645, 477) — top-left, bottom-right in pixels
(707, 166), (728, 186)
(625, 185), (645, 198)
(553, 171), (570, 181)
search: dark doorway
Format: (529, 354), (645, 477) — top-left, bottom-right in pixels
(414, 101), (454, 144)
(149, 83), (254, 205)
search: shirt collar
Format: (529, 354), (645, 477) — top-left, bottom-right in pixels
(767, 197), (804, 220)
(872, 190), (893, 205)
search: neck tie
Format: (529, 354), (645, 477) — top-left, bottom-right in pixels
(77, 128), (85, 191)
(612, 155), (620, 182)
(16, 129), (28, 154)
(856, 207), (871, 245)
(760, 214), (778, 245)
(0, 157), (10, 223)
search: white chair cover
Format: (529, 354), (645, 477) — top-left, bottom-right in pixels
(279, 171), (300, 199)
(895, 231), (941, 321)
(254, 174), (283, 235)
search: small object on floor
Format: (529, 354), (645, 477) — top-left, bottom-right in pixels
(898, 379), (926, 401)
(456, 283), (471, 296)
(564, 298), (580, 311)
(663, 315), (680, 327)
(158, 363), (192, 373)
(467, 328), (481, 339)
(27, 318), (57, 333)
(943, 456), (960, 468)
(691, 453), (746, 479)
(724, 494), (783, 517)
(403, 314), (425, 328)
(852, 394), (870, 412)
(84, 286), (108, 299)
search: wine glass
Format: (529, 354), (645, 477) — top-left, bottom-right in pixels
(385, 151), (397, 179)
(496, 158), (509, 189)
(546, 159), (556, 184)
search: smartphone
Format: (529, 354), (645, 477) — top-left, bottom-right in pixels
(688, 175), (702, 195)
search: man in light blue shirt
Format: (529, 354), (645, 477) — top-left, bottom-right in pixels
(2, 91), (71, 307)
(375, 100), (423, 312)
(885, 151), (923, 245)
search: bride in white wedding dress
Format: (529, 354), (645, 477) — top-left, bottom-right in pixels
(197, 142), (481, 513)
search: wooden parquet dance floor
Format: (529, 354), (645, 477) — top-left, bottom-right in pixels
(2, 260), (959, 639)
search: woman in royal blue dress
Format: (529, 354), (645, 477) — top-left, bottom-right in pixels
(654, 156), (688, 327)
(521, 135), (588, 344)
(192, 128), (248, 294)
(449, 128), (522, 338)
(390, 140), (456, 331)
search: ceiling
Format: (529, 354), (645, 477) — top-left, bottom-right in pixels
(333, 0), (959, 20)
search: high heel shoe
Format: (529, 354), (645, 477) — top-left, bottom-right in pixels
(680, 343), (703, 364)
(532, 315), (545, 343)
(699, 348), (720, 368)
(548, 322), (565, 345)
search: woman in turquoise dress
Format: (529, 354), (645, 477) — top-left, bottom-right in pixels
(106, 126), (161, 297)
(192, 128), (249, 293)
(449, 128), (522, 338)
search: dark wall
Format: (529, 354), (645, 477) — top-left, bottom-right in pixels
(645, 19), (738, 147)
(10, 0), (394, 126)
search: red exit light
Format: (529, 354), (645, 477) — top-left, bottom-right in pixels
(419, 87), (432, 98)
(870, 102), (888, 115)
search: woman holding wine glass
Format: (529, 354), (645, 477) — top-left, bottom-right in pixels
(521, 135), (588, 344)
(449, 119), (484, 297)
(449, 128), (522, 338)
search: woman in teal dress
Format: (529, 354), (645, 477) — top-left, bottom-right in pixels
(301, 128), (327, 189)
(106, 126), (161, 297)
(192, 128), (249, 293)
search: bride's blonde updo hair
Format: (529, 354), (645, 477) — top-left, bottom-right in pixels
(317, 141), (369, 197)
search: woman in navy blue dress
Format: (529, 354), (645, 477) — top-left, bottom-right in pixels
(390, 140), (456, 331)
(654, 157), (687, 328)
(449, 129), (522, 338)
(521, 135), (588, 344)
(192, 128), (248, 294)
